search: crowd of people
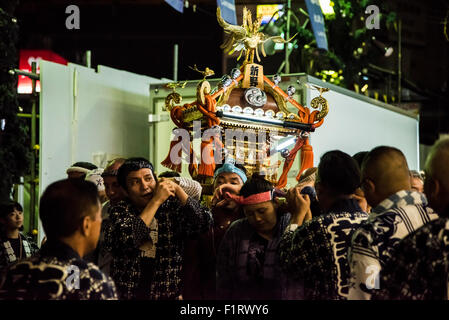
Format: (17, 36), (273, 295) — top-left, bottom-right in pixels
(0, 137), (448, 300)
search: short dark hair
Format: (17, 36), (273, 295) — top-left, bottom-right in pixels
(117, 157), (156, 190)
(240, 173), (273, 198)
(0, 201), (23, 220)
(71, 162), (98, 170)
(158, 171), (181, 178)
(39, 179), (100, 240)
(361, 146), (407, 173)
(318, 150), (361, 195)
(352, 151), (369, 170)
(0, 201), (24, 234)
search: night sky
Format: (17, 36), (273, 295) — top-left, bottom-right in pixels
(12, 0), (449, 144)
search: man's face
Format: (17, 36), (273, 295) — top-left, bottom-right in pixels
(0, 208), (23, 231)
(410, 176), (424, 193)
(213, 172), (244, 210)
(103, 176), (127, 205)
(86, 201), (102, 255)
(353, 188), (371, 213)
(98, 190), (108, 204)
(243, 201), (277, 235)
(125, 168), (157, 209)
(214, 172), (243, 189)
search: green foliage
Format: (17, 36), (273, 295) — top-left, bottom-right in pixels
(0, 6), (31, 202)
(385, 11), (397, 30)
(335, 0), (354, 20)
(315, 69), (344, 86)
(293, 0), (396, 88)
(360, 0), (370, 8)
(295, 26), (315, 44)
(354, 28), (366, 39)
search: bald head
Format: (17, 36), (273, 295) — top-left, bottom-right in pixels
(424, 138), (449, 214)
(104, 158), (126, 174)
(361, 146), (411, 207)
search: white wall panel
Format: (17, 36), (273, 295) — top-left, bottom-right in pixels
(306, 76), (419, 170)
(39, 60), (166, 242)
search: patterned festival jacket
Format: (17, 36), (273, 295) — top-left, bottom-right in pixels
(0, 240), (118, 300)
(348, 190), (438, 300)
(372, 212), (449, 300)
(104, 196), (213, 300)
(216, 212), (303, 300)
(279, 198), (368, 300)
(0, 233), (39, 271)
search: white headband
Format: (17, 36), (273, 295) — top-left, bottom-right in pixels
(85, 168), (105, 192)
(66, 166), (92, 175)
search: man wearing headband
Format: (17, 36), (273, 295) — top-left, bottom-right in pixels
(177, 162), (248, 300)
(102, 158), (127, 209)
(85, 168), (108, 204)
(104, 157), (212, 300)
(409, 169), (424, 193)
(83, 168), (108, 265)
(85, 158), (127, 276)
(212, 162), (248, 207)
(216, 174), (302, 300)
(156, 171), (214, 299)
(66, 161), (98, 180)
(211, 162), (247, 248)
(214, 163), (248, 186)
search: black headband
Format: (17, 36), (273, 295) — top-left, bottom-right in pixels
(117, 158), (155, 190)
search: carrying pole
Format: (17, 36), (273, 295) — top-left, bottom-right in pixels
(30, 61), (37, 232)
(174, 44), (179, 81)
(398, 19), (402, 103)
(284, 0), (292, 74)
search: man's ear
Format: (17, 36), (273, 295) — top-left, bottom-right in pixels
(81, 216), (92, 237)
(315, 181), (324, 196)
(365, 179), (376, 194)
(429, 179), (440, 202)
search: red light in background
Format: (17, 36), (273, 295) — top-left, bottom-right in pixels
(18, 50), (68, 94)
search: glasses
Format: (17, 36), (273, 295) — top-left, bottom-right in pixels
(410, 170), (424, 181)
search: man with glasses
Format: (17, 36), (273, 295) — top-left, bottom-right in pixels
(409, 170), (424, 193)
(348, 146), (438, 300)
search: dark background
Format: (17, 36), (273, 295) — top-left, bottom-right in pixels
(11, 0), (449, 145)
